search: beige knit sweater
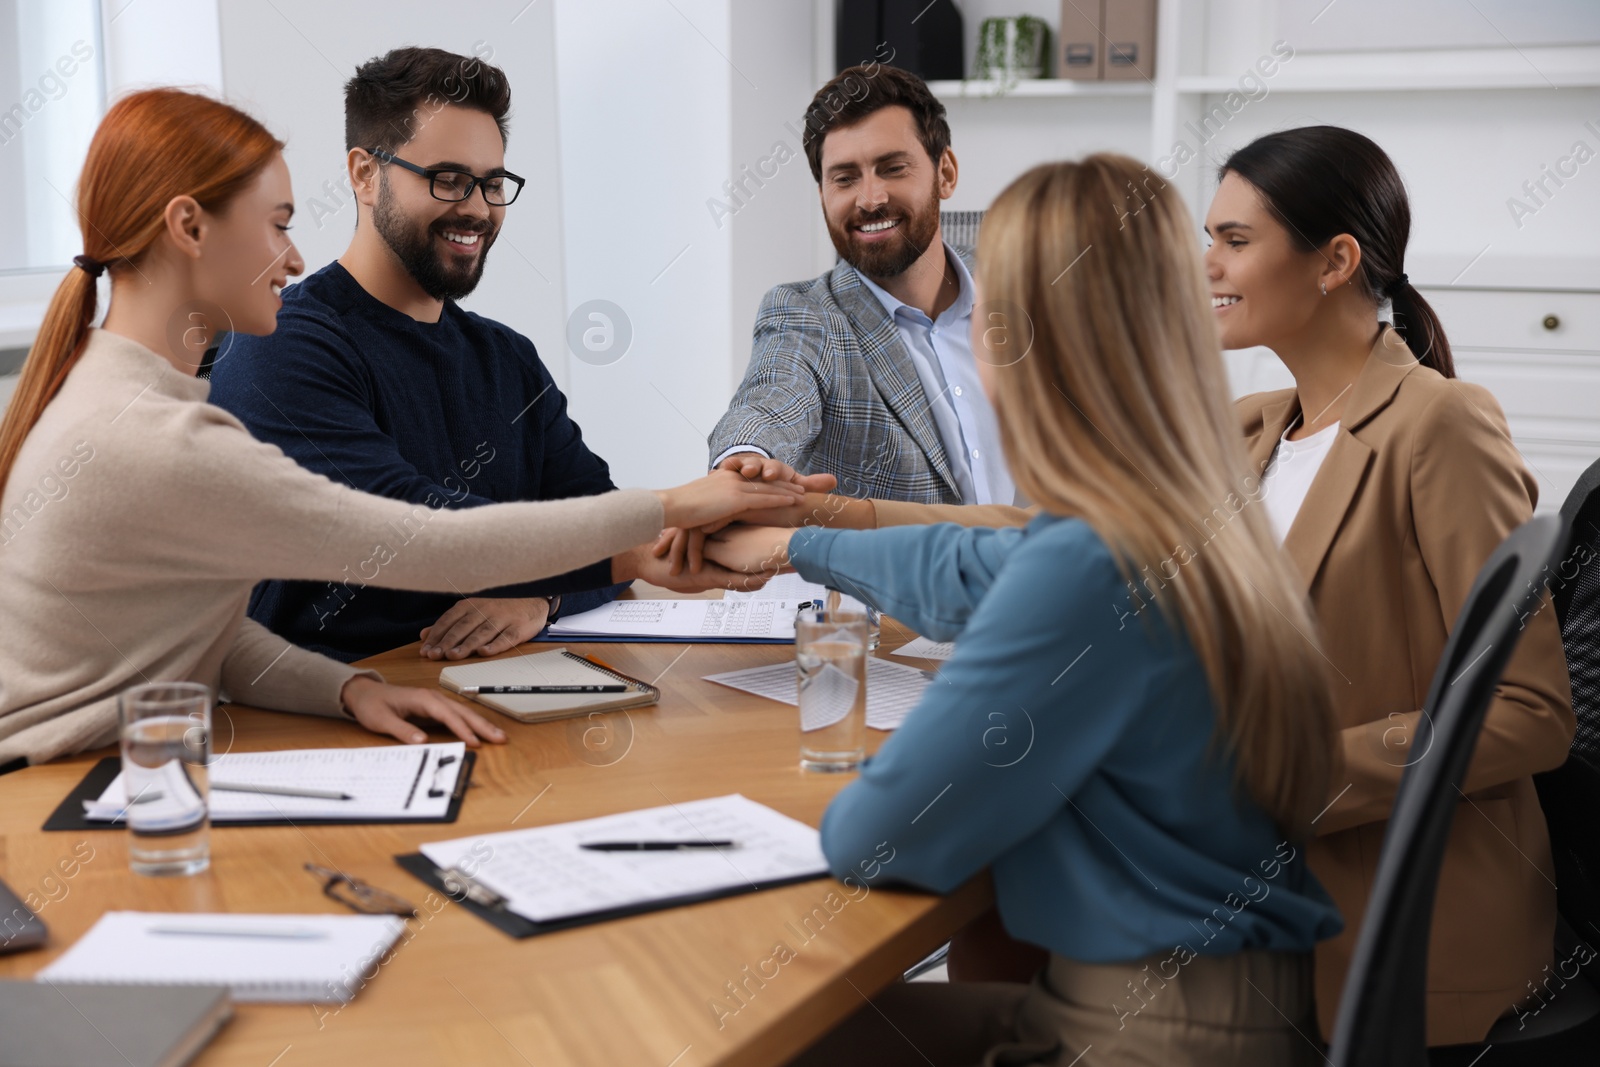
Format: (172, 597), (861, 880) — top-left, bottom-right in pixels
(0, 329), (664, 765)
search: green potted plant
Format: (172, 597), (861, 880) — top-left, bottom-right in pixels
(974, 15), (1050, 92)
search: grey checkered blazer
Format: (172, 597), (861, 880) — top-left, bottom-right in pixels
(709, 257), (970, 504)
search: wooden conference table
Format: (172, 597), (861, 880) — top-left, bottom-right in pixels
(0, 590), (992, 1066)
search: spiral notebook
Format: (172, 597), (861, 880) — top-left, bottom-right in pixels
(438, 648), (659, 722)
(37, 912), (405, 1004)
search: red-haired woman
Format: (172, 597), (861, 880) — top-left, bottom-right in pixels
(0, 88), (799, 768)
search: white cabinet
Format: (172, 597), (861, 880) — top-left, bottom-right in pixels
(1427, 288), (1600, 513)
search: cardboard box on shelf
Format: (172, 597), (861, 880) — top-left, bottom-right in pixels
(1058, 0), (1103, 80)
(1105, 0), (1158, 82)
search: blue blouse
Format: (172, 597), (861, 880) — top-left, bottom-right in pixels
(788, 514), (1342, 963)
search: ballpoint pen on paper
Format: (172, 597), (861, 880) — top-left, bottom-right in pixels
(579, 840), (738, 851)
(146, 924), (329, 940)
(460, 684), (625, 694)
(211, 782), (353, 801)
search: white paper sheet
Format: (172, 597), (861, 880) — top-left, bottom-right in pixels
(547, 579), (872, 643)
(703, 658), (933, 730)
(890, 636), (956, 661)
(83, 743), (466, 822)
(418, 794), (827, 923)
(548, 598), (802, 640)
(723, 573), (867, 613)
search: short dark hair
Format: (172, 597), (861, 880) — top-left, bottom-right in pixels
(344, 46), (511, 156)
(801, 64), (950, 184)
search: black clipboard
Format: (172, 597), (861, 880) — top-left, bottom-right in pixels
(42, 751), (476, 832)
(394, 851), (827, 938)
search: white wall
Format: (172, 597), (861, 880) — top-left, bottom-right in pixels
(552, 0), (828, 488)
(216, 0), (568, 390)
(551, 0), (733, 490)
(728, 1), (829, 393)
(215, 0), (825, 491)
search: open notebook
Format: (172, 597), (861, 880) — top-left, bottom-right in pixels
(37, 913), (405, 1003)
(438, 648), (659, 722)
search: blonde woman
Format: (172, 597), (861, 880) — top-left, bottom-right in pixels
(706, 156), (1342, 1065)
(0, 89), (798, 768)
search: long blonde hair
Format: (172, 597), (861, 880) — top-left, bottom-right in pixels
(979, 156), (1335, 835)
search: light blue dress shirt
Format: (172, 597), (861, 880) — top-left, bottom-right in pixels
(788, 516), (1343, 964)
(854, 244), (1016, 507)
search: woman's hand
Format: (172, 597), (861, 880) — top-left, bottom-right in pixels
(652, 525), (714, 576)
(612, 542), (770, 592)
(655, 469), (805, 531)
(702, 525), (796, 580)
(653, 491), (877, 576)
(339, 675), (508, 747)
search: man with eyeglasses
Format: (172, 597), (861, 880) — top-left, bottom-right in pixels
(211, 47), (794, 664)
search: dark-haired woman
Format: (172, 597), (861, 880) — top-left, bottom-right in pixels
(1207, 125), (1574, 1048)
(0, 88), (800, 767)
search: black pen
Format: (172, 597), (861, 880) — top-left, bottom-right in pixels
(580, 840), (737, 851)
(461, 684), (626, 694)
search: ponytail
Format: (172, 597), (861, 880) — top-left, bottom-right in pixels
(1221, 127), (1457, 377)
(1387, 280), (1455, 379)
(0, 266), (99, 496)
(0, 87), (282, 498)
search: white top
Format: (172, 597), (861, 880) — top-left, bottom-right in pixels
(1259, 419), (1341, 544)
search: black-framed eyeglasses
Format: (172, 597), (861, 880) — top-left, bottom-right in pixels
(367, 148), (524, 206)
(305, 863), (417, 917)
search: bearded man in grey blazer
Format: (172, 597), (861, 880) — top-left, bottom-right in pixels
(708, 65), (1020, 507)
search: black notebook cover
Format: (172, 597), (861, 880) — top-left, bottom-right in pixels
(42, 752), (476, 832)
(394, 851), (826, 938)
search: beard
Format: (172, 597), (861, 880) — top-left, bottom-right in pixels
(372, 172), (497, 302)
(826, 175), (942, 280)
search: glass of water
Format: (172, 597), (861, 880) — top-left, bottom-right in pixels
(119, 682), (212, 876)
(796, 608), (869, 772)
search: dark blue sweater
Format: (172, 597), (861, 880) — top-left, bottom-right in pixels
(208, 262), (627, 662)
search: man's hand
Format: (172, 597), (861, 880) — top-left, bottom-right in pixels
(419, 596), (550, 661)
(654, 469), (806, 531)
(715, 452), (838, 495)
(612, 542), (771, 592)
(339, 675), (508, 747)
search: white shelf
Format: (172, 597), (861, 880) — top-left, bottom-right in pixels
(926, 79), (1151, 99)
(0, 301), (46, 351)
(1175, 71), (1600, 94)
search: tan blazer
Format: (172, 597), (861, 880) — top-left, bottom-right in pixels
(1240, 328), (1575, 1045)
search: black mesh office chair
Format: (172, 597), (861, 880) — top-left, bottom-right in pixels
(940, 210), (983, 260)
(1521, 458), (1600, 1010)
(1553, 457), (1600, 765)
(1328, 513), (1600, 1067)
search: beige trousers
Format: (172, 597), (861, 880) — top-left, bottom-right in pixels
(786, 950), (1322, 1067)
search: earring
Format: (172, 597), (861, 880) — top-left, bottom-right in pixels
(1320, 281), (1328, 297)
